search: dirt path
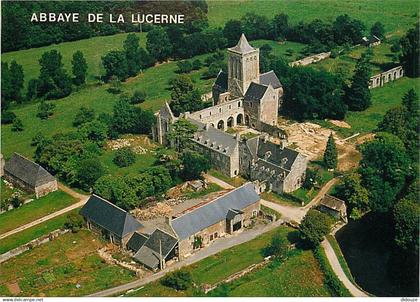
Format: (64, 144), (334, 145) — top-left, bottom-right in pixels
(0, 183), (89, 241)
(203, 174), (234, 189)
(321, 240), (369, 297)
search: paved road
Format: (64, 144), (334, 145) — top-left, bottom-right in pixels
(89, 220), (283, 297)
(0, 183), (89, 240)
(321, 239), (368, 297)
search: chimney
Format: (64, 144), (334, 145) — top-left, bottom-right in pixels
(165, 215), (172, 227)
(205, 123), (209, 131)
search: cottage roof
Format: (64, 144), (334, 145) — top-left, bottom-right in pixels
(188, 119), (238, 156)
(127, 232), (149, 252)
(213, 70), (228, 91)
(257, 139), (300, 171)
(228, 33), (255, 54)
(259, 70), (282, 89)
(80, 195), (143, 238)
(133, 228), (178, 270)
(4, 153), (56, 188)
(244, 82), (268, 103)
(320, 195), (346, 212)
(171, 183), (259, 240)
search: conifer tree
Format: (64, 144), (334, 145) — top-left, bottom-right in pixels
(324, 133), (338, 169)
(72, 51), (88, 85)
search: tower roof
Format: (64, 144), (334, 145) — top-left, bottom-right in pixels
(228, 33), (256, 54)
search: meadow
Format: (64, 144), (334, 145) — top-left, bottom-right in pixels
(0, 230), (136, 296)
(207, 0), (418, 38)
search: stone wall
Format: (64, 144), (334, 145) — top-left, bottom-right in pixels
(282, 153), (307, 193)
(4, 171), (36, 195)
(289, 52), (331, 67)
(34, 180), (58, 198)
(369, 66), (404, 89)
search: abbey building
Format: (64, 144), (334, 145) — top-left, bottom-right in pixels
(153, 34), (307, 194)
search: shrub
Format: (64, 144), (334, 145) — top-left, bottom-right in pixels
(192, 59), (202, 70)
(10, 195), (21, 208)
(73, 106), (95, 127)
(299, 209), (333, 248)
(113, 147), (136, 167)
(11, 118), (23, 131)
(160, 270), (192, 291)
(130, 89), (147, 104)
(37, 101), (56, 120)
(107, 77), (122, 94)
(176, 60), (193, 73)
(1, 111), (16, 124)
(64, 212), (84, 233)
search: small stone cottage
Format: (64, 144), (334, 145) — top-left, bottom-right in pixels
(318, 194), (347, 222)
(4, 152), (58, 198)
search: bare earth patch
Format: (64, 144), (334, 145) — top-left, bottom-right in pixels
(328, 119), (351, 129)
(6, 282), (20, 295)
(106, 134), (156, 154)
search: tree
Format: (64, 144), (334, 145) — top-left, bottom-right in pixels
(167, 119), (198, 152)
(393, 197), (419, 254)
(1, 62), (12, 109)
(37, 50), (72, 99)
(303, 168), (321, 189)
(332, 14), (365, 45)
(223, 19), (243, 46)
(26, 79), (39, 101)
(169, 75), (204, 116)
(94, 174), (138, 210)
(76, 158), (105, 191)
(73, 106), (95, 127)
(299, 209), (333, 248)
(9, 60), (24, 102)
(264, 233), (289, 260)
(36, 101), (56, 120)
(102, 50), (129, 81)
(1, 111), (16, 124)
(323, 133), (338, 169)
(176, 60), (193, 73)
(146, 27), (172, 62)
(399, 23), (419, 77)
(377, 89), (419, 162)
(271, 13), (289, 40)
(130, 89), (147, 104)
(113, 147), (136, 167)
(359, 132), (410, 212)
(161, 270), (192, 290)
(335, 173), (369, 219)
(192, 59), (202, 70)
(111, 98), (153, 135)
(144, 166), (173, 194)
(123, 33), (141, 77)
(370, 21), (385, 40)
(181, 150), (210, 180)
(78, 120), (109, 146)
(64, 212), (84, 233)
(11, 118), (23, 132)
(71, 51), (88, 85)
(344, 50), (372, 111)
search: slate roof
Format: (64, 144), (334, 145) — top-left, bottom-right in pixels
(244, 82), (268, 103)
(256, 139), (300, 171)
(189, 119), (238, 156)
(80, 195), (143, 238)
(127, 232), (149, 252)
(133, 229), (178, 270)
(226, 208), (243, 220)
(171, 183), (260, 240)
(159, 102), (175, 120)
(228, 34), (256, 54)
(213, 70), (228, 91)
(259, 70), (282, 89)
(4, 153), (56, 187)
(320, 195), (346, 212)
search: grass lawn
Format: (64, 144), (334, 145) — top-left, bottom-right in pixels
(208, 169), (247, 188)
(252, 40), (306, 61)
(0, 190), (76, 235)
(0, 230), (136, 296)
(326, 234), (356, 284)
(222, 249), (331, 297)
(0, 208), (79, 254)
(207, 0), (418, 38)
(2, 32), (146, 87)
(345, 77), (420, 134)
(127, 226), (298, 297)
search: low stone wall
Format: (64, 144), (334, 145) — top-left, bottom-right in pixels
(289, 52), (331, 67)
(0, 229), (69, 263)
(97, 246), (146, 277)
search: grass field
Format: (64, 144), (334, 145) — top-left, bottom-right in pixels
(0, 230), (136, 296)
(2, 33), (146, 87)
(0, 190), (76, 235)
(207, 0), (418, 38)
(0, 208), (79, 254)
(221, 249), (331, 297)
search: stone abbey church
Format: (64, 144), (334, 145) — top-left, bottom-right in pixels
(153, 34), (307, 194)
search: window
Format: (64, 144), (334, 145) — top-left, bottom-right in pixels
(215, 232), (218, 238)
(252, 210), (258, 218)
(238, 101), (241, 108)
(210, 234), (214, 241)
